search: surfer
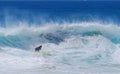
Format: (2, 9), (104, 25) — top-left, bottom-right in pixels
(35, 45), (42, 52)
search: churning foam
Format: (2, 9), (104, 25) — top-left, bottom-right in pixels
(0, 22), (120, 74)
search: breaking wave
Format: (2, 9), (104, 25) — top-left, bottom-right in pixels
(0, 22), (120, 66)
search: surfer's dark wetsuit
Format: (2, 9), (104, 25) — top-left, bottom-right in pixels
(35, 45), (42, 52)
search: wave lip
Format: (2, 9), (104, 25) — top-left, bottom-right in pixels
(0, 22), (120, 48)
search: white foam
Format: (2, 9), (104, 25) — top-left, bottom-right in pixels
(0, 22), (120, 74)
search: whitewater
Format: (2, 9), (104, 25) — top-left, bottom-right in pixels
(0, 22), (120, 74)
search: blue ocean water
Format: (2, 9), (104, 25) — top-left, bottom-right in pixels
(1, 1), (120, 74)
(0, 1), (120, 26)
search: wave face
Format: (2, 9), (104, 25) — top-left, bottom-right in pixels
(0, 23), (120, 65)
(1, 23), (120, 48)
(1, 22), (120, 73)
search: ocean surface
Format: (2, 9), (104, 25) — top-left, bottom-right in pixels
(1, 1), (120, 74)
